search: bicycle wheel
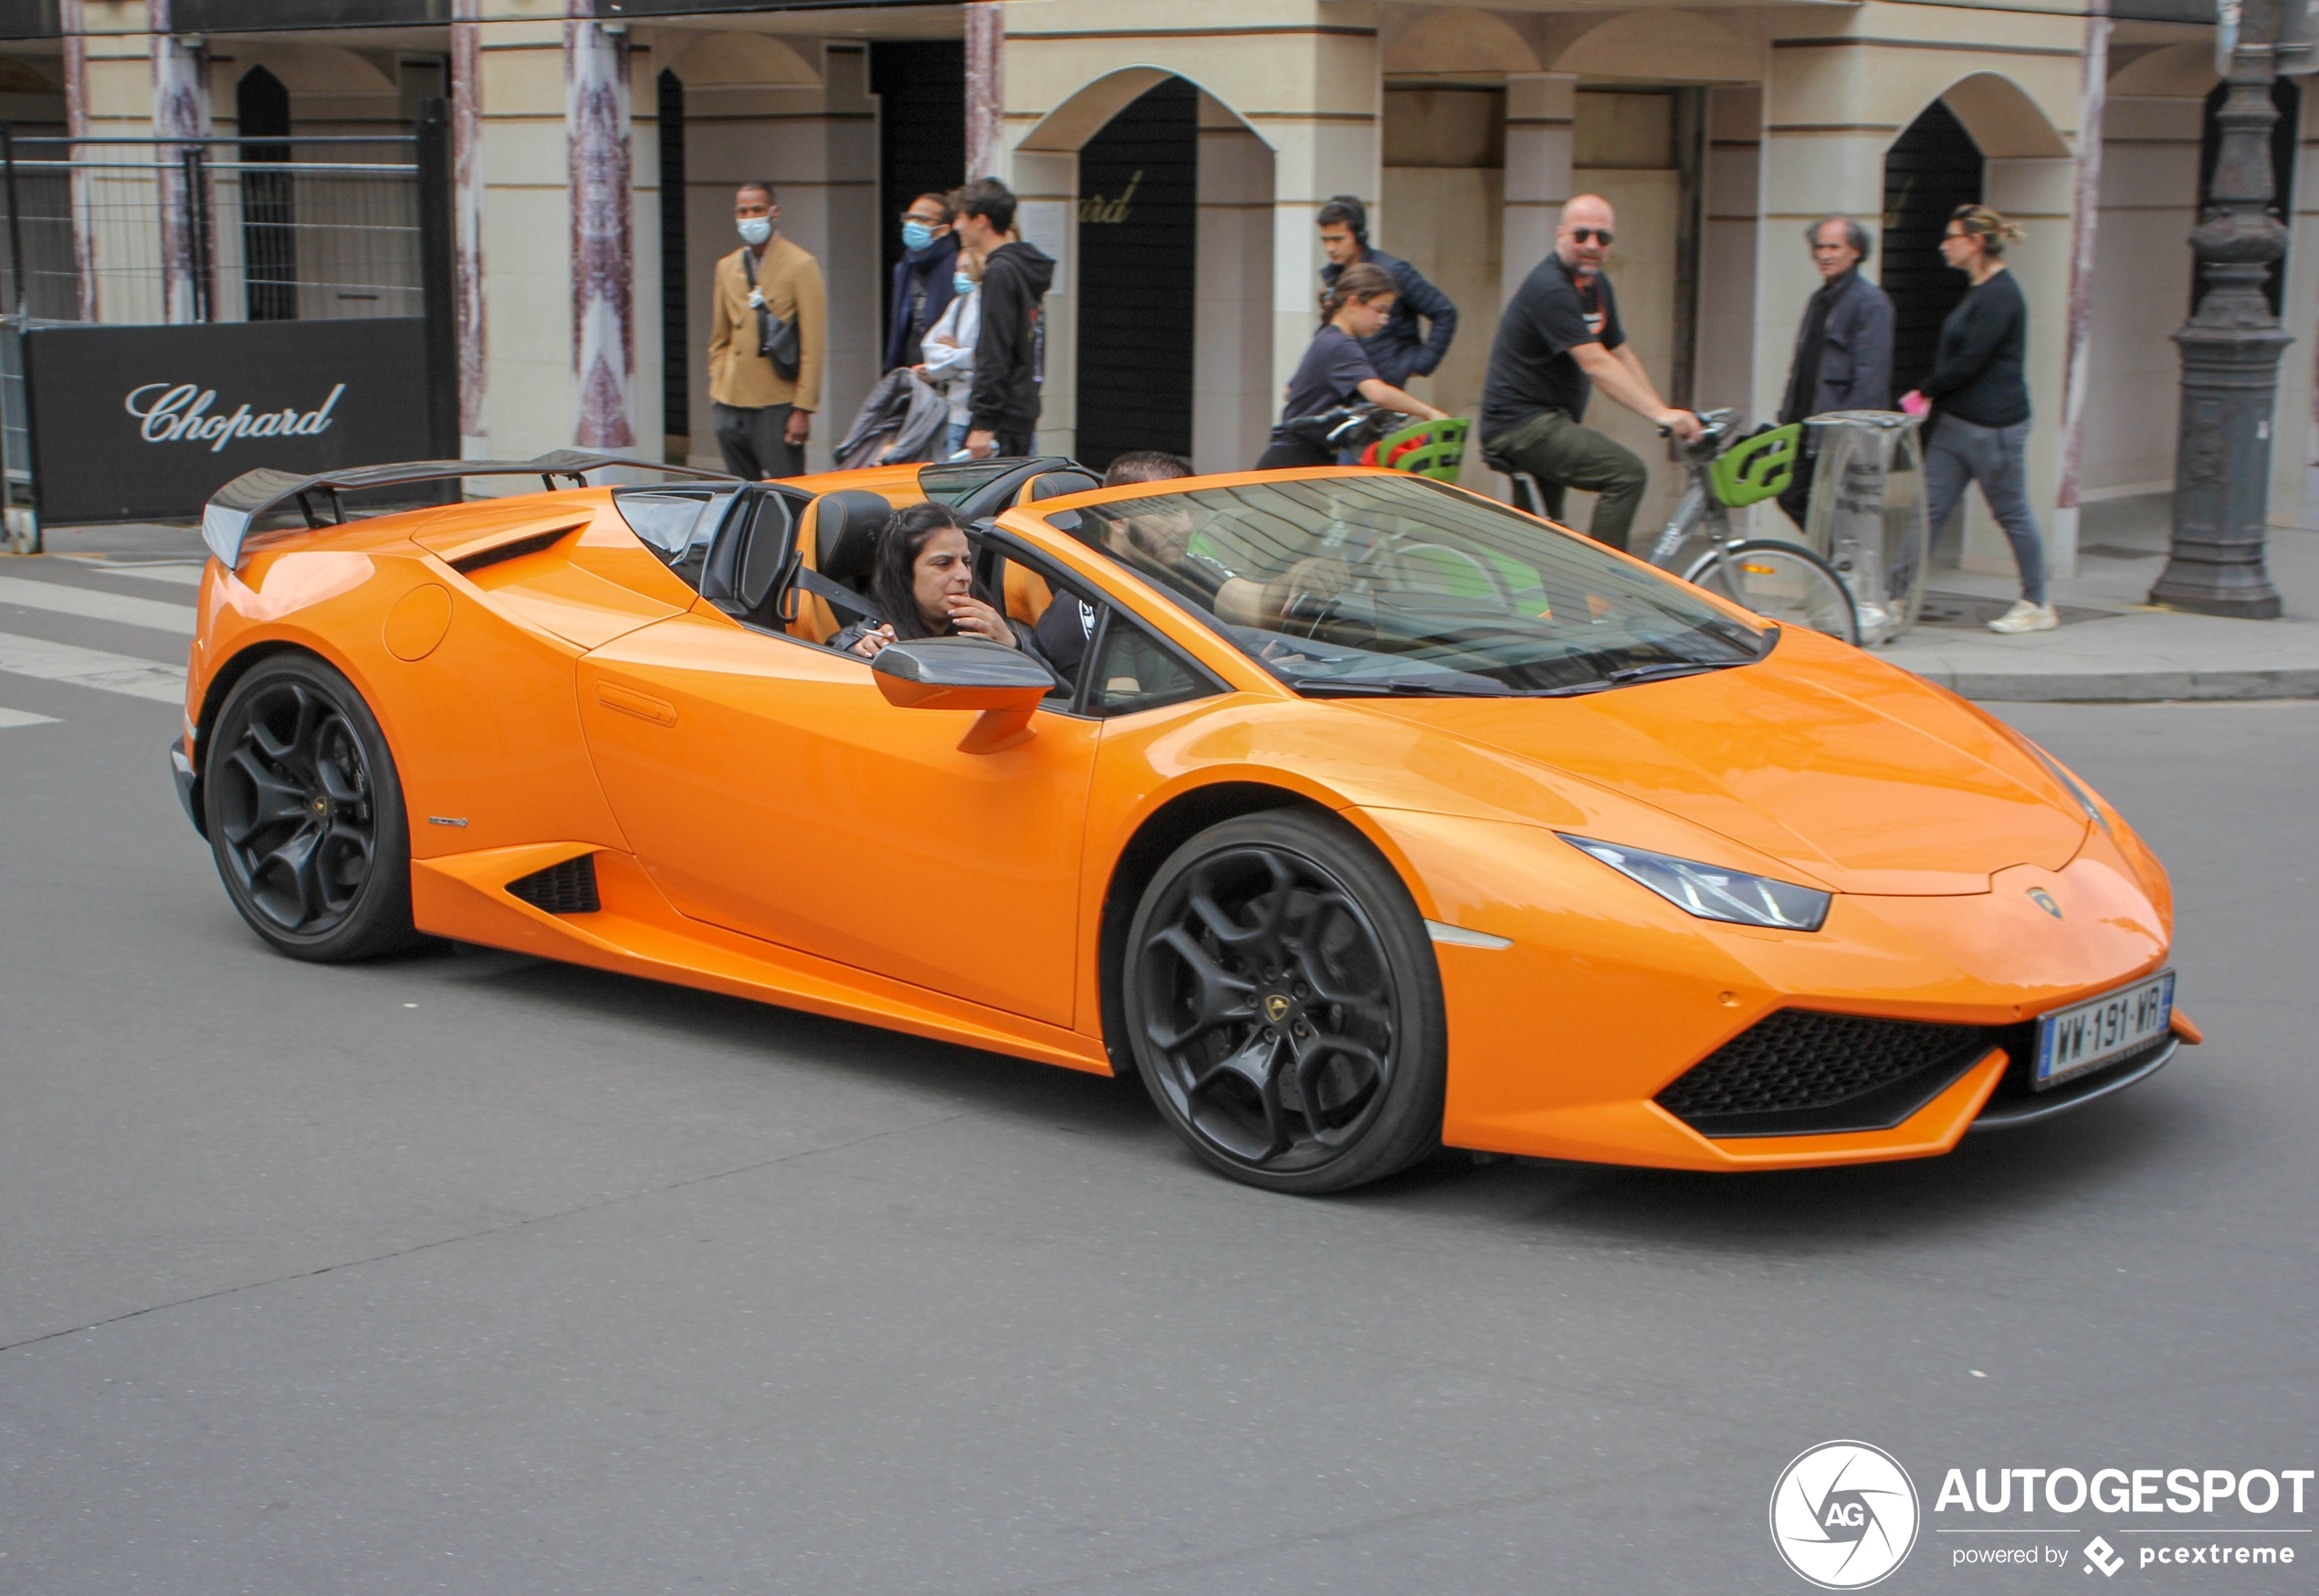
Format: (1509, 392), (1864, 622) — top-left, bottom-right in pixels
(1684, 539), (1860, 645)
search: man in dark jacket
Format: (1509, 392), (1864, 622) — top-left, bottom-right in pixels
(882, 191), (960, 373)
(1776, 216), (1894, 529)
(956, 178), (1055, 458)
(1316, 195), (1456, 389)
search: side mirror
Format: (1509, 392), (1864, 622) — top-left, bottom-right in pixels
(872, 635), (1057, 753)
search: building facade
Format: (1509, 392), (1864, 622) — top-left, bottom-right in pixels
(0, 0), (2297, 580)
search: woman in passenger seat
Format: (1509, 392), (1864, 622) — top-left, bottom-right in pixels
(835, 502), (1037, 659)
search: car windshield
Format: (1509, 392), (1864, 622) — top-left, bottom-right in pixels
(1057, 474), (1769, 697)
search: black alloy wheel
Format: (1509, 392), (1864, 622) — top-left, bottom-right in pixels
(206, 654), (418, 961)
(1123, 811), (1447, 1193)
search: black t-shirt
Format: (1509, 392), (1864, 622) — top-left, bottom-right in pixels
(1034, 591), (1098, 679)
(1271, 325), (1379, 445)
(1479, 253), (1623, 438)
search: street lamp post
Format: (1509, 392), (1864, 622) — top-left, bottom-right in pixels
(2153, 0), (2293, 617)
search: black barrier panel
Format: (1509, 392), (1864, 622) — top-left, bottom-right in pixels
(26, 318), (433, 524)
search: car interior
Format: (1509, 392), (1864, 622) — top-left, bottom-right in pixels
(614, 458), (1217, 719)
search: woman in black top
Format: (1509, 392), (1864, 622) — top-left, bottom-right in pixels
(833, 502), (1037, 657)
(1256, 260), (1446, 469)
(1900, 205), (2052, 635)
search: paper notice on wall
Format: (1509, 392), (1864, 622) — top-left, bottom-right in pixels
(1016, 201), (1070, 296)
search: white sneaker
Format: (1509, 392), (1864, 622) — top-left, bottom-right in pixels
(1988, 600), (2059, 635)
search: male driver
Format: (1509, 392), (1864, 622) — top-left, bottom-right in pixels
(956, 178), (1055, 460)
(1478, 194), (1697, 552)
(1776, 215), (1894, 529)
(1316, 195), (1457, 389)
(708, 181), (826, 478)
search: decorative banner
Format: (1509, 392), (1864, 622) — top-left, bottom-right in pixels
(25, 318), (434, 523)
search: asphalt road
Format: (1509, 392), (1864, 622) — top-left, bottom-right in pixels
(2, 552), (2312, 1594)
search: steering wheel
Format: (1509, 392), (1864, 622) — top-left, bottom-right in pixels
(1367, 537), (1516, 609)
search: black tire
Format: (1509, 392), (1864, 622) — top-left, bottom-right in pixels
(1684, 538), (1860, 645)
(205, 653), (419, 962)
(1121, 811), (1447, 1194)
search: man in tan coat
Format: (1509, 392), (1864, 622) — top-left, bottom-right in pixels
(708, 182), (826, 479)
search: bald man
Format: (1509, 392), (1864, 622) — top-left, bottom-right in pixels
(1479, 195), (1698, 551)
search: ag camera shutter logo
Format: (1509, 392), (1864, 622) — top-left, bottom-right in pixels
(1770, 1441), (1921, 1589)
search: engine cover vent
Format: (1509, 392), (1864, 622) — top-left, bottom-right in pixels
(505, 854), (601, 915)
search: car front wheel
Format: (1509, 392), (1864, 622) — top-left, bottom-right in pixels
(206, 653), (419, 962)
(1122, 811), (1447, 1193)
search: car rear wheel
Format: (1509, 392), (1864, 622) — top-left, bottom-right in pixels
(1123, 811), (1446, 1193)
(206, 654), (419, 962)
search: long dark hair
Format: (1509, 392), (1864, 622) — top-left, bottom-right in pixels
(869, 500), (985, 641)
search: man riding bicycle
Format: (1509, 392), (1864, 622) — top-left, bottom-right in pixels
(1479, 194), (1699, 552)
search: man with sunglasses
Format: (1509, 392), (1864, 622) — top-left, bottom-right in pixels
(1479, 194), (1699, 552)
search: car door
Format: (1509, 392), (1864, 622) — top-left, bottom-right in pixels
(577, 605), (1098, 1029)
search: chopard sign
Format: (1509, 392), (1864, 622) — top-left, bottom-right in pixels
(125, 381), (347, 453)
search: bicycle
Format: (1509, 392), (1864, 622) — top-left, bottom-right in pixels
(1489, 409), (1860, 646)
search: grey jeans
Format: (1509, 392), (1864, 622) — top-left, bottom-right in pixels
(1924, 414), (2046, 604)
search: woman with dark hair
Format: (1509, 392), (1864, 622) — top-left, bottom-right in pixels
(834, 501), (1035, 658)
(1255, 260), (1447, 469)
(1899, 204), (2052, 635)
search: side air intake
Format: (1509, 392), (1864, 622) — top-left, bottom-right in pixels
(505, 854), (601, 915)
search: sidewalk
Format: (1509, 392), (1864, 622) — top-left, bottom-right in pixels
(19, 492), (2319, 703)
(1873, 493), (2319, 701)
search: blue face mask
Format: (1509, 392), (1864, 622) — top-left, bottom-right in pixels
(952, 271), (975, 297)
(901, 219), (936, 251)
(736, 216), (771, 247)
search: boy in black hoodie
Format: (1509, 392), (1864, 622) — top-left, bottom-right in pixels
(954, 178), (1056, 459)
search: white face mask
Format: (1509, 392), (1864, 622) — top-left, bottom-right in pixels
(737, 216), (772, 247)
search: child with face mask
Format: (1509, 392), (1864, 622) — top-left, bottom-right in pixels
(916, 251), (982, 459)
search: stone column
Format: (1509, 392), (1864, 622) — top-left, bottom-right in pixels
(148, 0), (209, 325)
(60, 0), (97, 320)
(966, 1), (1003, 183)
(452, 0), (487, 452)
(2054, 0), (2110, 562)
(567, 7), (633, 452)
(1499, 72), (1574, 306)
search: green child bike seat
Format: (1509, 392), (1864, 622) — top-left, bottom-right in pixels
(1708, 422), (1800, 509)
(1368, 416), (1470, 482)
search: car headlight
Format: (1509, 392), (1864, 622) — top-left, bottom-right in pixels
(1558, 835), (1831, 931)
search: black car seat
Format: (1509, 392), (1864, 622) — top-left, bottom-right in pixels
(787, 488), (890, 642)
(1002, 470), (1101, 623)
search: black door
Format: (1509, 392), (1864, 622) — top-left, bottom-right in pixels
(1881, 100), (1982, 401)
(1075, 77), (1196, 471)
(870, 40), (966, 358)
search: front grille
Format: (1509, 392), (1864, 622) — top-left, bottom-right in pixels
(1656, 1009), (1996, 1138)
(505, 854), (601, 915)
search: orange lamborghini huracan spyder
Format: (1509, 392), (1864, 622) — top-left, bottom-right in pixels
(173, 451), (2197, 1193)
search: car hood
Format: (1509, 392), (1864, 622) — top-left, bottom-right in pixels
(1353, 635), (2085, 895)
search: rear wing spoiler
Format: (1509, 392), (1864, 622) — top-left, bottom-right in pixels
(201, 450), (740, 571)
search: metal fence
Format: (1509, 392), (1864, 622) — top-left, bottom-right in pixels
(0, 123), (450, 541)
(0, 134), (424, 325)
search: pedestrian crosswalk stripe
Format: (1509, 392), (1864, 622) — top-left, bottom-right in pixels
(0, 631), (185, 704)
(88, 562), (205, 588)
(0, 574), (197, 635)
(0, 705), (60, 729)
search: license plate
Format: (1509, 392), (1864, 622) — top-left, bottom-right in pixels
(2034, 971), (2175, 1089)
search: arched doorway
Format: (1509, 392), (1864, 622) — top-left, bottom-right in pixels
(1073, 77), (1198, 469)
(1882, 100), (1982, 400)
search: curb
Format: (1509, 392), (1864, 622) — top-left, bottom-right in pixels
(1893, 663), (2319, 702)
